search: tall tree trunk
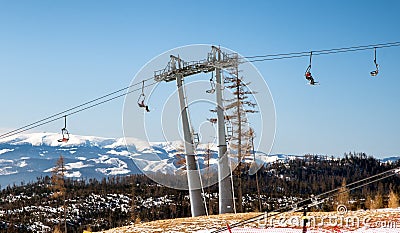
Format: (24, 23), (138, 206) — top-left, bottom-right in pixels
(236, 67), (243, 213)
(237, 161), (243, 213)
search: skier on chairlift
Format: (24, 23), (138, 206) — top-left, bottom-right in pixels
(138, 99), (150, 112)
(305, 52), (318, 85)
(305, 69), (318, 85)
(137, 81), (150, 112)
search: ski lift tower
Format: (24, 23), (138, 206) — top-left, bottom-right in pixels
(154, 46), (239, 216)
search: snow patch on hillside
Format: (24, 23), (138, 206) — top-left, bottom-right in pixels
(0, 159), (13, 163)
(0, 167), (18, 175)
(66, 161), (91, 169)
(65, 171), (81, 178)
(107, 149), (130, 156)
(0, 148), (14, 155)
(17, 160), (28, 168)
(96, 167), (130, 176)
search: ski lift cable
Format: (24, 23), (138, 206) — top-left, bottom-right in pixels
(0, 76), (154, 139)
(2, 41), (400, 140)
(0, 81), (157, 139)
(244, 42), (400, 63)
(243, 41), (400, 59)
(244, 41), (400, 59)
(210, 166), (400, 232)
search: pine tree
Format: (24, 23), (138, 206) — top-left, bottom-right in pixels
(365, 194), (373, 209)
(372, 192), (384, 209)
(388, 189), (400, 208)
(248, 128), (262, 212)
(224, 65), (257, 212)
(174, 142), (186, 174)
(53, 225), (62, 233)
(335, 178), (350, 210)
(51, 155), (67, 232)
(51, 155), (66, 198)
(366, 192), (384, 209)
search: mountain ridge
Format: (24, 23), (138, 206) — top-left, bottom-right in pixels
(0, 133), (398, 189)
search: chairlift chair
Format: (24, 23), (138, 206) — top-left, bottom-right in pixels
(58, 116), (70, 143)
(206, 73), (216, 94)
(137, 81), (150, 112)
(370, 48), (379, 77)
(305, 52), (319, 85)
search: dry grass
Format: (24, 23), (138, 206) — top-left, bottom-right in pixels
(95, 208), (400, 233)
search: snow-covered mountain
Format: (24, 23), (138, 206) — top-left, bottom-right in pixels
(0, 133), (135, 188)
(381, 156), (400, 163)
(1, 133), (397, 189)
(0, 133), (283, 189)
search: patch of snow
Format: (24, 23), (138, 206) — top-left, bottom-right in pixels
(65, 171), (81, 178)
(104, 137), (128, 149)
(44, 161), (92, 172)
(125, 137), (152, 152)
(260, 154), (280, 163)
(104, 158), (121, 166)
(65, 161), (91, 169)
(0, 148), (14, 155)
(0, 167), (18, 175)
(43, 167), (53, 173)
(89, 155), (109, 164)
(107, 149), (130, 156)
(94, 157), (130, 175)
(96, 167), (130, 175)
(0, 159), (13, 163)
(17, 160), (28, 168)
(137, 158), (177, 174)
(75, 156), (87, 161)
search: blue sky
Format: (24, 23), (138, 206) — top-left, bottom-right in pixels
(1, 0), (399, 158)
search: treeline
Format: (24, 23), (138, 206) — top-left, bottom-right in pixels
(240, 152), (400, 211)
(0, 174), (192, 232)
(0, 152), (399, 232)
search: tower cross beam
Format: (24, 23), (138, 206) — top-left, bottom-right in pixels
(154, 52), (239, 83)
